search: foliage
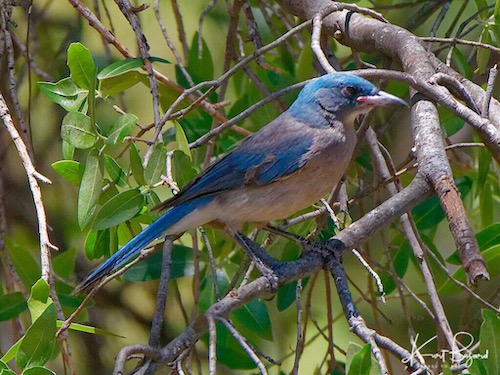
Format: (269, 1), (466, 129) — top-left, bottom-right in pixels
(0, 1), (499, 374)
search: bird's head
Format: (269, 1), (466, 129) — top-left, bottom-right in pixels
(288, 73), (407, 126)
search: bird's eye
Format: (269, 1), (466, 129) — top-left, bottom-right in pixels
(342, 85), (357, 97)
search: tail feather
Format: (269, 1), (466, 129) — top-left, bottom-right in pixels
(74, 197), (212, 293)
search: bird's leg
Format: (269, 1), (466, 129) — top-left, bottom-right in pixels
(266, 225), (345, 261)
(265, 225), (308, 244)
(233, 232), (280, 290)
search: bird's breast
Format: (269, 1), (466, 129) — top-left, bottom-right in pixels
(214, 126), (356, 228)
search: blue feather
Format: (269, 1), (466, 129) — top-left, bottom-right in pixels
(75, 73), (405, 293)
(74, 196), (213, 292)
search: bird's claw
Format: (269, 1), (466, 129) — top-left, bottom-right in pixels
(234, 232), (281, 292)
(302, 238), (345, 262)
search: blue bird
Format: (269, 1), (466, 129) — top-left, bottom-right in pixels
(75, 73), (406, 293)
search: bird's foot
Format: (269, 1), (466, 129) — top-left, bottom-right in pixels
(266, 225), (345, 262)
(302, 238), (345, 262)
(234, 232), (281, 291)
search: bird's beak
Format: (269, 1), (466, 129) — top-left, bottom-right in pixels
(356, 90), (408, 107)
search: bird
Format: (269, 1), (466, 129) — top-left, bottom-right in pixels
(75, 73), (406, 293)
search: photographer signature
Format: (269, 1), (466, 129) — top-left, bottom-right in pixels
(403, 332), (489, 368)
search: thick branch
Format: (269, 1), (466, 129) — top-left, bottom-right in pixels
(113, 175), (432, 373)
(278, 0), (490, 283)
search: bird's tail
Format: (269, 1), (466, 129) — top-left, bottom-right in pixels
(74, 197), (211, 293)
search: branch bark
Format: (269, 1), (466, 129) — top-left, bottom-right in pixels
(113, 175), (432, 374)
(278, 0), (491, 283)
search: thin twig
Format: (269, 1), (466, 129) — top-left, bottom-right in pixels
(171, 0), (189, 61)
(482, 64), (498, 118)
(291, 279), (303, 375)
(149, 238), (173, 348)
(351, 249), (386, 304)
(198, 0), (220, 59)
(199, 227), (220, 300)
(154, 0), (195, 88)
(1, 6), (32, 159)
(208, 316), (217, 375)
(311, 12), (336, 73)
(0, 94), (57, 280)
(58, 245), (158, 336)
(218, 318), (269, 375)
(421, 36), (500, 55)
(424, 246), (500, 313)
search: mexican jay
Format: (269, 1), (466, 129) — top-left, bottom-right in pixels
(75, 73), (406, 292)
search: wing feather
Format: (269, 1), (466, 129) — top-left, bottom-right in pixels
(155, 116), (313, 210)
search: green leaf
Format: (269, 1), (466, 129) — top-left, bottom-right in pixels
(296, 36), (314, 82)
(174, 121), (192, 161)
(52, 248), (76, 279)
(123, 244), (194, 281)
(85, 229), (111, 260)
(277, 281), (299, 312)
(480, 309), (500, 375)
(97, 56), (170, 79)
(446, 222), (500, 264)
(51, 160), (84, 186)
(379, 241), (411, 295)
(22, 366), (56, 375)
(276, 271), (308, 311)
(61, 112), (97, 150)
(53, 280), (85, 310)
(130, 143), (145, 185)
(98, 57), (169, 95)
(105, 113), (138, 145)
(5, 239), (40, 289)
(347, 343), (372, 375)
(439, 107), (464, 137)
(451, 48), (472, 80)
(98, 179), (119, 205)
(199, 268), (231, 312)
(0, 293), (27, 322)
(474, 0), (489, 18)
(477, 223), (500, 251)
(38, 78), (87, 112)
(1, 338), (22, 364)
(413, 176), (472, 230)
(204, 322), (256, 370)
(0, 366), (16, 375)
(420, 234), (448, 288)
(187, 33), (214, 83)
(16, 304), (56, 369)
(479, 184), (494, 227)
(440, 245), (500, 294)
(78, 149), (103, 229)
(145, 142), (166, 185)
(172, 150), (196, 188)
(62, 140), (75, 160)
(98, 57), (146, 79)
(27, 279), (51, 322)
(103, 155), (127, 187)
(100, 71), (146, 96)
(67, 42), (96, 90)
(467, 359), (488, 375)
(232, 298), (273, 341)
(477, 146), (492, 195)
(477, 27), (492, 74)
(412, 193), (444, 230)
(57, 321), (125, 338)
(93, 188), (145, 230)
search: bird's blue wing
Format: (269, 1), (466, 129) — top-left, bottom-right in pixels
(157, 120), (313, 210)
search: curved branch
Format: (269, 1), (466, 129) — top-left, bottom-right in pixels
(113, 175), (432, 373)
(278, 0), (490, 283)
